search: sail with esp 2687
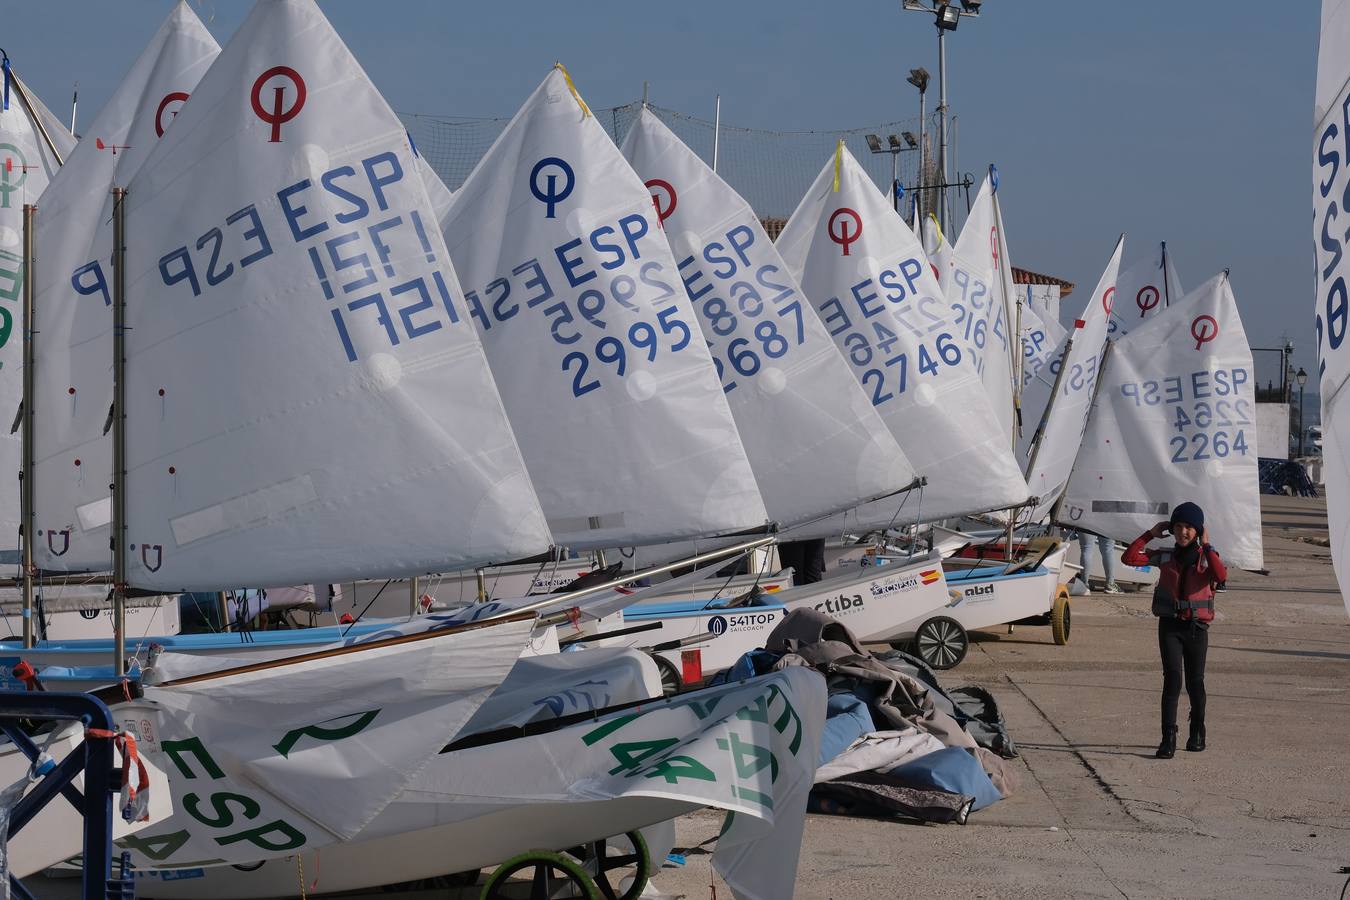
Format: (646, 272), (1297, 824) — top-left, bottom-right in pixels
(775, 145), (1030, 524)
(440, 67), (767, 551)
(119, 0), (551, 590)
(620, 109), (916, 531)
(32, 1), (220, 574)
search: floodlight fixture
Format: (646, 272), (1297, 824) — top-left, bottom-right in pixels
(865, 134), (883, 153)
(960, 0), (982, 12)
(935, 3), (961, 30)
(888, 134), (902, 150)
(902, 131), (918, 148)
(907, 67), (930, 93)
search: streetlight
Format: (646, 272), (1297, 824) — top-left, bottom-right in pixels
(1297, 367), (1309, 457)
(906, 67), (929, 227)
(901, 1), (983, 232)
(865, 133), (917, 212)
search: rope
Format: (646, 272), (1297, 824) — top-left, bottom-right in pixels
(86, 727), (150, 823)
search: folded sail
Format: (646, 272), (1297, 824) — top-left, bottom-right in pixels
(775, 145), (1029, 523)
(1059, 274), (1263, 569)
(1316, 0), (1350, 613)
(121, 0), (550, 590)
(620, 110), (914, 528)
(0, 74), (76, 576)
(32, 1), (220, 573)
(1019, 238), (1124, 520)
(440, 68), (766, 550)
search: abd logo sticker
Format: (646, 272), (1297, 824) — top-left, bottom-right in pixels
(708, 615), (728, 637)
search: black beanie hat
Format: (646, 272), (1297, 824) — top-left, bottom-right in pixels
(1169, 501), (1204, 531)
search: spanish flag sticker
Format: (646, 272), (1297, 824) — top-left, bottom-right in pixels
(921, 570), (941, 585)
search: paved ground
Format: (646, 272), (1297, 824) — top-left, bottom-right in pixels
(655, 494), (1350, 899)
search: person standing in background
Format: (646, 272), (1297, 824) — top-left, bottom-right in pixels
(1076, 531), (1122, 594)
(1122, 502), (1226, 760)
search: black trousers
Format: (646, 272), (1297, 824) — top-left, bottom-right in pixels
(778, 539), (826, 585)
(1158, 617), (1208, 731)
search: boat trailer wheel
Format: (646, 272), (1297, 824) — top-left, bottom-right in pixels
(566, 829), (651, 900)
(913, 615), (969, 670)
(650, 654), (683, 696)
(480, 849), (599, 900)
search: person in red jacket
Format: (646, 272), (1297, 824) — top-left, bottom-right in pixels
(1122, 501), (1227, 760)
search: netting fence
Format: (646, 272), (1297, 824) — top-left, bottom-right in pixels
(400, 100), (937, 227)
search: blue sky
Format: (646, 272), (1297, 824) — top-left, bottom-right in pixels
(7, 0), (1319, 381)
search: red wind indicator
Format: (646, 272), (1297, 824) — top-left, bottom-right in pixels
(94, 138), (131, 155)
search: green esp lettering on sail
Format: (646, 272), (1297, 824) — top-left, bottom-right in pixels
(161, 736), (226, 781)
(716, 732), (778, 783)
(116, 829), (193, 862)
(272, 708), (380, 758)
(0, 247), (24, 306)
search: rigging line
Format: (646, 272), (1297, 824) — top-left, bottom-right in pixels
(341, 579), (392, 638)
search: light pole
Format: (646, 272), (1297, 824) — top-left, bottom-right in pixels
(865, 133), (918, 213)
(1297, 367), (1309, 457)
(906, 67), (929, 227)
(901, 0), (981, 233)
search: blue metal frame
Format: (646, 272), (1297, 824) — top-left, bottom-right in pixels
(0, 692), (124, 899)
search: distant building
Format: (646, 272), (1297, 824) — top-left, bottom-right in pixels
(1012, 266), (1074, 326)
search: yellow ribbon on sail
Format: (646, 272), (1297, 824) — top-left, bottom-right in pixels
(833, 139), (843, 193)
(554, 62), (592, 118)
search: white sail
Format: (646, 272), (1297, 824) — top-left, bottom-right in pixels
(0, 74), (76, 576)
(1317, 0), (1350, 614)
(922, 212), (951, 290)
(439, 68), (766, 550)
(32, 1), (220, 573)
(945, 173), (1017, 440)
(1058, 273), (1263, 569)
(619, 110), (914, 527)
(1019, 237), (1124, 521)
(120, 0), (551, 590)
(775, 145), (1029, 524)
(1107, 242), (1184, 341)
(1017, 287), (1062, 388)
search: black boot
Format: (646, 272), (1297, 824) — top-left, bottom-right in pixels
(1186, 715), (1206, 752)
(1156, 726), (1177, 759)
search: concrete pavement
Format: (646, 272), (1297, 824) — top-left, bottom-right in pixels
(659, 494), (1350, 899)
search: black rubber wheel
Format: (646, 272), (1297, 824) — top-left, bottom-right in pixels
(914, 615), (968, 670)
(651, 653), (683, 696)
(1051, 589), (1071, 645)
(565, 830), (651, 900)
(480, 850), (599, 900)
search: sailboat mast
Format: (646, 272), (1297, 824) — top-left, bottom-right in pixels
(20, 204), (35, 648)
(111, 187), (127, 676)
(1022, 336), (1076, 482)
(9, 74), (65, 167)
(991, 185), (1021, 557)
(1048, 340), (1115, 526)
(1160, 241), (1171, 308)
